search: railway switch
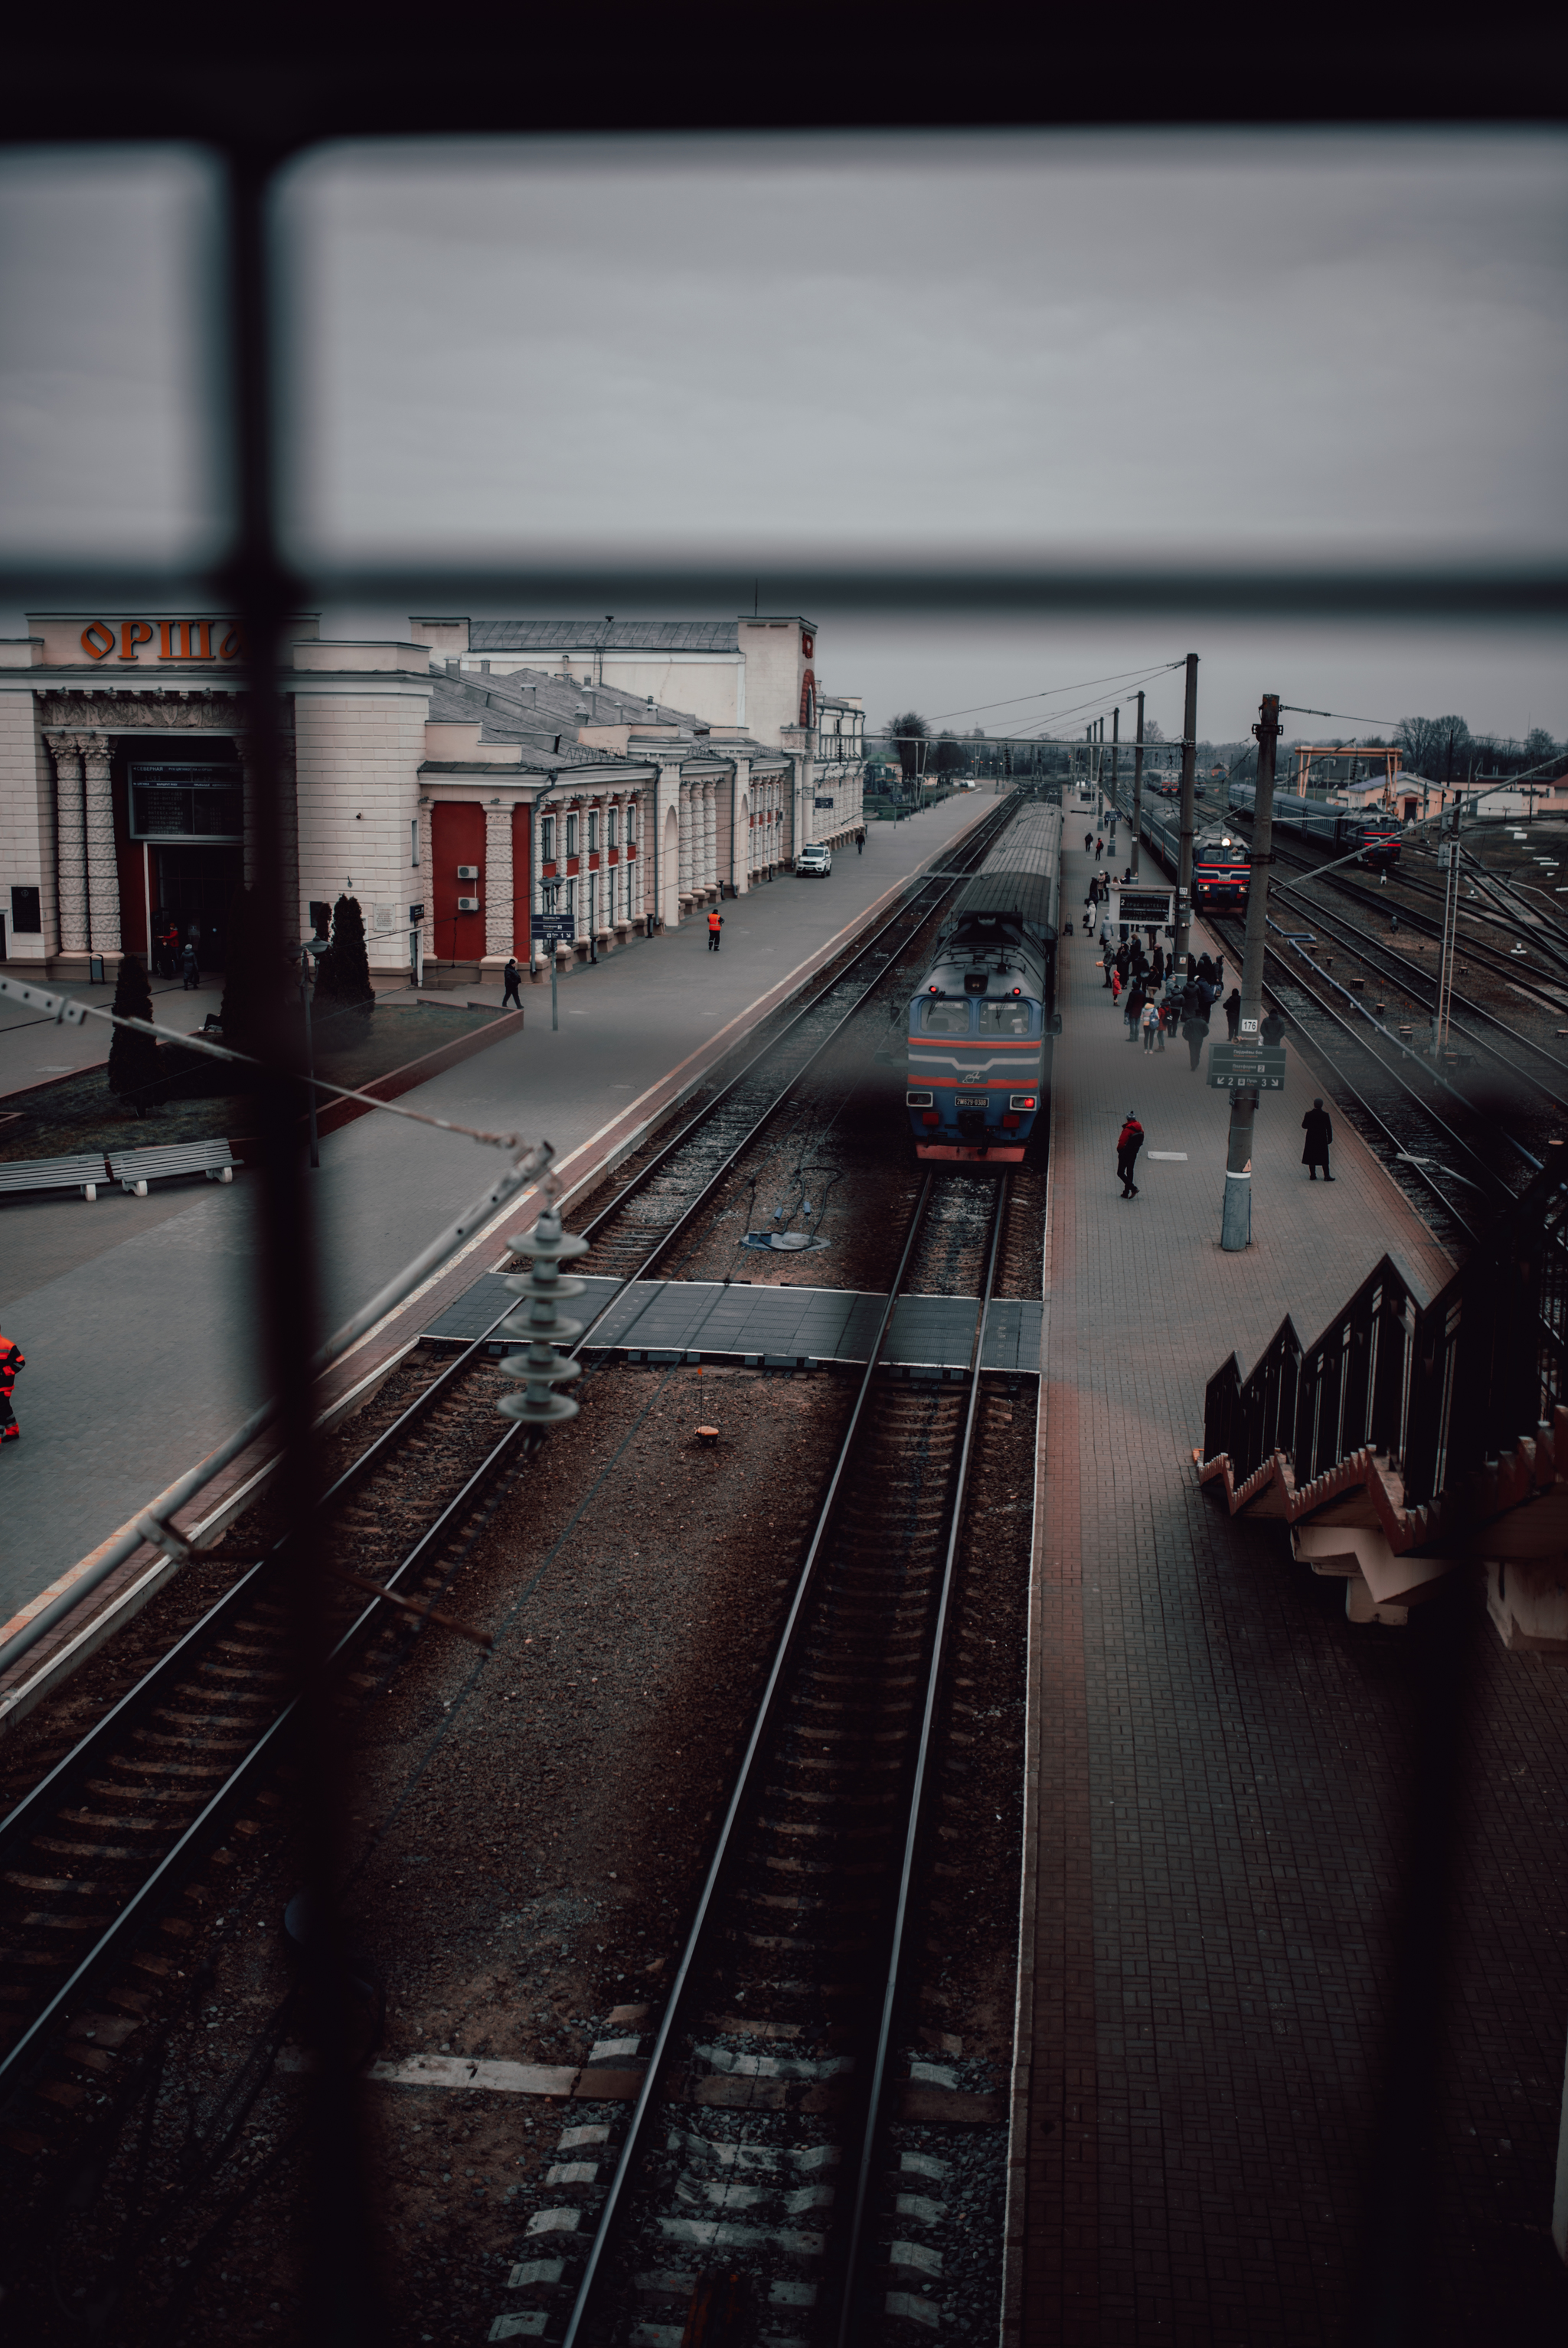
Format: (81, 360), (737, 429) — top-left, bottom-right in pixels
(496, 1203), (589, 1429)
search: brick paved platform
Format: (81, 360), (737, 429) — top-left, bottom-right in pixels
(1008, 842), (1568, 2346)
(423, 1270), (1043, 1373)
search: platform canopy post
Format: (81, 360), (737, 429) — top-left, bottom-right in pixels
(1173, 653), (1199, 967)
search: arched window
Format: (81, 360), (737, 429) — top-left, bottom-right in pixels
(800, 670), (816, 729)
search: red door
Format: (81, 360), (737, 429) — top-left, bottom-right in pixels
(432, 803), (485, 962)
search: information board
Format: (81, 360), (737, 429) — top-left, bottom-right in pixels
(1207, 1043), (1288, 1092)
(531, 912), (576, 944)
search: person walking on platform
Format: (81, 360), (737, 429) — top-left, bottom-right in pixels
(1116, 1111), (1144, 1199)
(501, 957), (523, 1009)
(1141, 997), (1161, 1052)
(1084, 831), (1094, 854)
(1095, 834), (1104, 861)
(0, 1331), (23, 1446)
(181, 939), (200, 991)
(1224, 987), (1242, 1040)
(1260, 1007), (1286, 1047)
(707, 908), (724, 952)
(1125, 981), (1145, 1042)
(1302, 1099), (1335, 1181)
(857, 828), (865, 854)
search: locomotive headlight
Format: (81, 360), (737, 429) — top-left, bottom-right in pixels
(1009, 1095), (1037, 1110)
(906, 1090), (934, 1107)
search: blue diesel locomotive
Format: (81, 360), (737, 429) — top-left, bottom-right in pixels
(904, 803), (1062, 1163)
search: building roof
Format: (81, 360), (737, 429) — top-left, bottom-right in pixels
(426, 664), (785, 773)
(469, 619), (742, 655)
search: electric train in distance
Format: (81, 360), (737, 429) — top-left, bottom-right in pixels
(1227, 783), (1403, 872)
(903, 803), (1062, 1163)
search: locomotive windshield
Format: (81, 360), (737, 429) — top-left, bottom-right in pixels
(978, 1001), (1033, 1035)
(921, 999), (972, 1034)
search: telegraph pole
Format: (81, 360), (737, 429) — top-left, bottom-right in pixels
(1220, 691), (1282, 1252)
(1130, 691), (1145, 880)
(1173, 652), (1200, 968)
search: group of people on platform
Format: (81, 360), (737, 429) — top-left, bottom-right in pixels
(1096, 934), (1288, 1070)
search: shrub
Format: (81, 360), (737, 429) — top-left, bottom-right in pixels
(315, 893), (374, 1017)
(106, 955), (162, 1110)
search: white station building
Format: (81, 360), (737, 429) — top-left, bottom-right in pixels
(0, 611), (864, 981)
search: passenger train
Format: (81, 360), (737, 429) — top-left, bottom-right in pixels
(903, 803), (1061, 1163)
(1138, 789), (1401, 909)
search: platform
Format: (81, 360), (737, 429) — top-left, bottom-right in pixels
(0, 791), (998, 1629)
(423, 1271), (1043, 1375)
(1008, 838), (1568, 2345)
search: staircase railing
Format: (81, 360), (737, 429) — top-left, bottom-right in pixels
(1203, 1146), (1568, 1507)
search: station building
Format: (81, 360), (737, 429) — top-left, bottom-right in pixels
(0, 612), (864, 982)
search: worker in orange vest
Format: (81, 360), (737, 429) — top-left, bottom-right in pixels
(707, 907), (724, 953)
(0, 1331), (23, 1446)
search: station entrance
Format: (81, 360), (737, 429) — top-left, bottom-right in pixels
(151, 844), (244, 972)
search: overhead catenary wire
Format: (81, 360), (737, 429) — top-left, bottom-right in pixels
(925, 658), (1184, 727)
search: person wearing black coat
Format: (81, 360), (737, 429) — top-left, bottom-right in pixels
(1223, 988), (1242, 1039)
(1260, 1008), (1285, 1047)
(1302, 1099), (1334, 1180)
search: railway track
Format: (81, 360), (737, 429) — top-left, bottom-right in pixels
(1129, 805), (1526, 1249)
(0, 802), (1023, 2219)
(512, 1168), (1020, 2347)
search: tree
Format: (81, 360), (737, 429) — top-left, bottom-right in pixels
(886, 711), (929, 784)
(934, 732), (964, 776)
(1142, 717), (1165, 745)
(314, 893), (374, 1016)
(1397, 714), (1472, 779)
(106, 954), (162, 1111)
(1525, 727), (1558, 769)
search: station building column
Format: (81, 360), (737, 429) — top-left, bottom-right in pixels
(44, 731), (88, 956)
(483, 803), (514, 970)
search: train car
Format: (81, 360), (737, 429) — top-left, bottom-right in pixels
(1228, 785), (1403, 872)
(904, 803), (1061, 1163)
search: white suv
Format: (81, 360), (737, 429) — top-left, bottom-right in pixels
(795, 842), (832, 877)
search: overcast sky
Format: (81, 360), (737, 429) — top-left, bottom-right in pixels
(1, 129), (1563, 740)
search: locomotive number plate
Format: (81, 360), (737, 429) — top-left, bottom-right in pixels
(956, 1093), (988, 1109)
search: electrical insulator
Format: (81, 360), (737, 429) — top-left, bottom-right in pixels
(496, 1202), (589, 1429)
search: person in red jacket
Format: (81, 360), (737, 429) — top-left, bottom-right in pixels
(1116, 1112), (1144, 1200)
(0, 1331), (23, 1445)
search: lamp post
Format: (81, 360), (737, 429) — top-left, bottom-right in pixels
(1220, 691), (1281, 1252)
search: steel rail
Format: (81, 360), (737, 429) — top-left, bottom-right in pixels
(0, 808), (1018, 2121)
(836, 1174), (1010, 2346)
(0, 1410), (534, 2111)
(1263, 834), (1568, 1021)
(1135, 808), (1489, 1242)
(1265, 879), (1568, 1119)
(558, 1171), (939, 2348)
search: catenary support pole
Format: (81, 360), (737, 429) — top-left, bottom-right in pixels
(1109, 705), (1119, 838)
(1131, 691), (1145, 881)
(1220, 691), (1281, 1252)
(1174, 652), (1200, 967)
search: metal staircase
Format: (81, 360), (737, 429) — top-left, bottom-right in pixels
(1197, 1145), (1568, 1640)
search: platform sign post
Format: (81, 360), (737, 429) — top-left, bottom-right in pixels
(1220, 691), (1282, 1251)
(532, 910), (574, 1033)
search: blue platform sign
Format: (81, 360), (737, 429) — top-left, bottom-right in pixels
(531, 912), (575, 945)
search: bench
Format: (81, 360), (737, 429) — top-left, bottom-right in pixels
(106, 1140), (237, 1197)
(0, 1152), (110, 1202)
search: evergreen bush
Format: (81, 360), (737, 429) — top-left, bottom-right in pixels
(314, 894), (374, 1020)
(106, 955), (162, 1111)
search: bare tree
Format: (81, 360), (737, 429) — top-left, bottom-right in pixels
(886, 710), (929, 784)
(1397, 714), (1472, 778)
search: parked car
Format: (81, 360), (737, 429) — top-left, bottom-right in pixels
(795, 842), (833, 877)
